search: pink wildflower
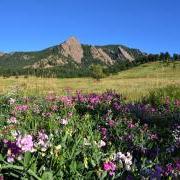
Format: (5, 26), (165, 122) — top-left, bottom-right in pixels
(103, 161), (116, 176)
(16, 135), (34, 152)
(15, 105), (29, 112)
(60, 96), (73, 107)
(7, 117), (17, 124)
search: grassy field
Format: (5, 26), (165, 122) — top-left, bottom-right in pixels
(0, 61), (180, 100)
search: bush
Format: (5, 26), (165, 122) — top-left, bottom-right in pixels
(90, 64), (107, 80)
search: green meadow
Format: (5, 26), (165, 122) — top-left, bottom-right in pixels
(0, 62), (180, 100)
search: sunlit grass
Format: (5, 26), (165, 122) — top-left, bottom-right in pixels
(0, 62), (180, 101)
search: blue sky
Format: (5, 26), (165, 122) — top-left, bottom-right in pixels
(0, 0), (179, 54)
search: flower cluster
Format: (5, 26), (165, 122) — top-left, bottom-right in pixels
(15, 105), (29, 112)
(16, 135), (34, 152)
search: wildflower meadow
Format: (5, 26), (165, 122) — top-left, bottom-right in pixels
(0, 90), (179, 179)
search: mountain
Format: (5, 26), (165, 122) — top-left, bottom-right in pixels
(0, 36), (145, 77)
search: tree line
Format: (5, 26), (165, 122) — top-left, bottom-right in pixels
(0, 52), (179, 79)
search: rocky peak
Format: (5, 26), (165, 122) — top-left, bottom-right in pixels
(66, 36), (80, 44)
(118, 47), (134, 61)
(91, 47), (113, 64)
(60, 36), (84, 63)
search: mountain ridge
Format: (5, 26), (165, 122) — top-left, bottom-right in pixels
(0, 36), (148, 78)
(0, 36), (144, 67)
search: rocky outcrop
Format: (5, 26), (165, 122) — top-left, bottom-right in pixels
(118, 47), (134, 61)
(26, 55), (66, 69)
(91, 47), (113, 64)
(60, 36), (83, 63)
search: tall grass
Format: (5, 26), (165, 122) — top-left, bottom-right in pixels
(143, 84), (180, 105)
(0, 62), (180, 101)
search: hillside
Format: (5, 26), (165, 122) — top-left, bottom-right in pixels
(0, 37), (144, 77)
(0, 62), (179, 100)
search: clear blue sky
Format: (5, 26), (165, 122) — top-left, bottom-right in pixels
(0, 0), (179, 54)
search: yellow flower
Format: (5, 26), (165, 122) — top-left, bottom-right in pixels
(67, 128), (73, 136)
(54, 145), (62, 157)
(84, 157), (88, 169)
(55, 144), (62, 150)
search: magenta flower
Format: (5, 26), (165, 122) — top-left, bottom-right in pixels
(88, 95), (100, 105)
(103, 161), (116, 176)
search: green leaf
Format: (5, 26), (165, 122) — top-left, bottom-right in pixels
(41, 171), (54, 180)
(31, 162), (37, 173)
(70, 161), (77, 173)
(0, 154), (4, 161)
(91, 159), (96, 167)
(23, 152), (32, 167)
(100, 171), (107, 180)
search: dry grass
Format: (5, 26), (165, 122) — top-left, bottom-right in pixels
(0, 62), (180, 101)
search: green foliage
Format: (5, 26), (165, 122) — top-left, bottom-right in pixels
(90, 64), (106, 80)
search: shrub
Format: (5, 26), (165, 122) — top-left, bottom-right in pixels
(90, 64), (107, 80)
